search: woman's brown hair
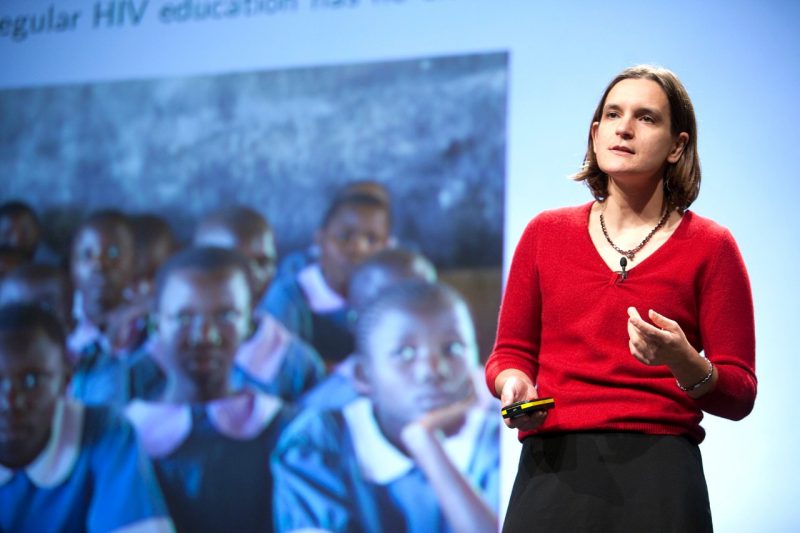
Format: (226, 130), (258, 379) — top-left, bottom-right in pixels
(572, 65), (701, 211)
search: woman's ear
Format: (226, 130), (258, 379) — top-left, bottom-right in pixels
(667, 132), (689, 164)
(352, 354), (373, 395)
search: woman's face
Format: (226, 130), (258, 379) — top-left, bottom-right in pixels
(591, 78), (686, 185)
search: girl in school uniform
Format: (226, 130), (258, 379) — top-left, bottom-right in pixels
(262, 190), (392, 367)
(0, 303), (172, 533)
(272, 280), (500, 533)
(125, 247), (292, 532)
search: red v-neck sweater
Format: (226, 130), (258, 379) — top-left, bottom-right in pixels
(485, 202), (756, 443)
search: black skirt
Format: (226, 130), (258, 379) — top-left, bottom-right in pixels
(503, 432), (712, 533)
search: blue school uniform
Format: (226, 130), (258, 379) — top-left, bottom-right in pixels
(70, 338), (131, 409)
(262, 263), (354, 364)
(235, 314), (326, 402)
(127, 318), (325, 404)
(298, 355), (360, 410)
(271, 397), (500, 533)
(0, 398), (172, 533)
(126, 391), (293, 533)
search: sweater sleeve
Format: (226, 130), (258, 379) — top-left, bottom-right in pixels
(695, 229), (757, 420)
(484, 218), (542, 397)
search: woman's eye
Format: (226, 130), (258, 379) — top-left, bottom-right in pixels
(605, 111), (619, 119)
(444, 341), (466, 358)
(640, 115), (655, 123)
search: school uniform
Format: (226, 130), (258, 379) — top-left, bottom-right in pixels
(0, 398), (172, 533)
(271, 397), (500, 533)
(298, 355), (360, 410)
(234, 313), (326, 402)
(126, 390), (293, 533)
(68, 321), (130, 409)
(127, 318), (325, 404)
(261, 263), (353, 365)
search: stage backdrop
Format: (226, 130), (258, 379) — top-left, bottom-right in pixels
(2, 1), (799, 531)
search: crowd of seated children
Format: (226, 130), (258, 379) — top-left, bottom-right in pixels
(0, 186), (500, 533)
(0, 303), (172, 532)
(125, 246), (292, 532)
(272, 280), (500, 533)
(300, 247), (437, 410)
(263, 188), (392, 366)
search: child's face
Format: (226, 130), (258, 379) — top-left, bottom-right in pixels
(0, 251), (25, 281)
(317, 205), (390, 297)
(364, 302), (477, 432)
(0, 278), (72, 329)
(195, 226), (277, 302)
(157, 268), (251, 388)
(71, 223), (134, 324)
(0, 213), (39, 259)
(132, 235), (174, 299)
(0, 331), (67, 468)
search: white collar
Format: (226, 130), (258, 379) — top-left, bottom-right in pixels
(235, 314), (292, 382)
(125, 391), (283, 458)
(341, 397), (486, 485)
(67, 319), (108, 356)
(0, 398), (84, 488)
(297, 263), (346, 313)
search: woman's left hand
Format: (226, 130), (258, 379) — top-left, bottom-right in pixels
(626, 307), (692, 367)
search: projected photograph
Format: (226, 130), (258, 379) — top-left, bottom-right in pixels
(0, 52), (508, 532)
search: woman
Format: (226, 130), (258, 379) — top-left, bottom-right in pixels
(485, 65), (756, 532)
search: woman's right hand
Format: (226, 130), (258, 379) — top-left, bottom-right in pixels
(497, 370), (548, 431)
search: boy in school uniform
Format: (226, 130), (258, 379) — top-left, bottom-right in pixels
(125, 246), (293, 532)
(263, 191), (392, 366)
(193, 206), (325, 403)
(0, 303), (172, 532)
(272, 281), (500, 533)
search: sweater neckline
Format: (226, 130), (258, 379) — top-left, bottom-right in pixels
(581, 201), (692, 275)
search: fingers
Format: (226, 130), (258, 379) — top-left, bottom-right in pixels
(499, 375), (536, 408)
(627, 306), (661, 336)
(504, 408), (548, 431)
(648, 309), (678, 332)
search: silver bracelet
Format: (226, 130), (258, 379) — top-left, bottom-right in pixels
(676, 358), (714, 392)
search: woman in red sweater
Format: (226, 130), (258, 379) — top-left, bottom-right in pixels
(486, 65), (756, 532)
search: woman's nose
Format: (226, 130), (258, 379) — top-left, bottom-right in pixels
(615, 117), (634, 138)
